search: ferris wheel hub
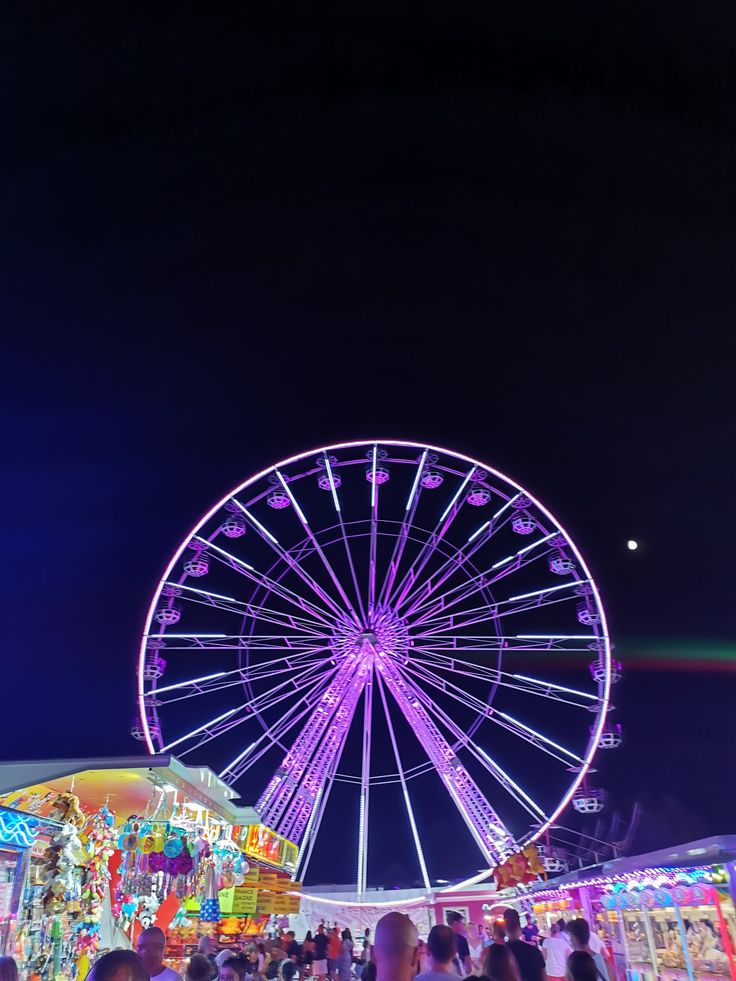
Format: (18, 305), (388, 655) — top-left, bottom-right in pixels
(330, 607), (410, 661)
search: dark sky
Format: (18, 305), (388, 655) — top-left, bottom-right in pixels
(2, 1), (735, 886)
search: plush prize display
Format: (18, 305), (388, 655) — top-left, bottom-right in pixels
(492, 845), (547, 889)
(72, 805), (118, 962)
(42, 823), (84, 913)
(118, 817), (196, 902)
(48, 792), (87, 830)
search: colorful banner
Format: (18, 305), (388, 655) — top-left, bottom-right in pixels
(218, 886), (235, 914)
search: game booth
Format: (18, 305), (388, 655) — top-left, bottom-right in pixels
(0, 757), (302, 980)
(524, 837), (736, 981)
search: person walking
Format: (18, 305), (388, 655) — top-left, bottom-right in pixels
(338, 930), (354, 981)
(447, 913), (472, 976)
(503, 910), (546, 981)
(0, 958), (18, 981)
(416, 925), (456, 981)
(303, 933), (315, 979)
(328, 928), (342, 979)
(482, 944), (520, 981)
(220, 958), (251, 981)
(541, 924), (570, 981)
(356, 929), (372, 979)
(314, 924), (330, 981)
(565, 921), (609, 981)
(188, 955), (217, 981)
(522, 918), (539, 946)
(87, 952), (148, 981)
(565, 953), (597, 981)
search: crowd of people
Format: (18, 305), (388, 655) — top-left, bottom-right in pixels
(0, 909), (614, 981)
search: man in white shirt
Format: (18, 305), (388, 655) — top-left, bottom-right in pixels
(138, 926), (183, 981)
(541, 923), (571, 981)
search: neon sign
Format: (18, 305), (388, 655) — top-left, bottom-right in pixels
(0, 808), (39, 849)
(243, 824), (298, 872)
(603, 885), (714, 910)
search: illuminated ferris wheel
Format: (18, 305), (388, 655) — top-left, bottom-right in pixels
(134, 440), (618, 890)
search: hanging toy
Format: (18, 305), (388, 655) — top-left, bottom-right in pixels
(138, 894), (161, 930)
(199, 862), (221, 922)
(199, 898), (221, 923)
(164, 835), (183, 858)
(169, 904), (193, 930)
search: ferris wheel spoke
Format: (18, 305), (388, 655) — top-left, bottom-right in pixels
(407, 650), (599, 708)
(148, 651), (331, 706)
(395, 657), (583, 767)
(322, 452), (369, 624)
(398, 494), (519, 618)
(229, 496), (353, 622)
(153, 630), (334, 649)
(374, 667), (431, 890)
(408, 534), (559, 625)
(260, 474), (363, 625)
(377, 648), (513, 863)
(412, 634), (601, 654)
(411, 581), (589, 636)
(220, 666), (341, 780)
(387, 466), (476, 610)
(408, 595), (569, 636)
(393, 661), (550, 823)
(163, 659), (328, 755)
(197, 535), (340, 627)
(487, 709), (585, 766)
(377, 449), (428, 608)
(162, 581), (329, 634)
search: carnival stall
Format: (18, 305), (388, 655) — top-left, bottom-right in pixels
(526, 837), (736, 981)
(0, 756), (301, 980)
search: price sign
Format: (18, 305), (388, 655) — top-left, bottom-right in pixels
(232, 887), (259, 915)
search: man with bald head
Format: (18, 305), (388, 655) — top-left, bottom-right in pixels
(373, 912), (419, 981)
(138, 926), (183, 981)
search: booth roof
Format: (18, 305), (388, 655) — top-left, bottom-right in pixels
(0, 755), (260, 826)
(529, 834), (736, 892)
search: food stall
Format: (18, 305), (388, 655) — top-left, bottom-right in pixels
(0, 756), (301, 979)
(526, 836), (736, 981)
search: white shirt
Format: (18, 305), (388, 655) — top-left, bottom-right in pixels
(543, 935), (572, 977)
(152, 969), (183, 981)
(589, 933), (606, 957)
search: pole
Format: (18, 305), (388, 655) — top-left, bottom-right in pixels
(673, 905), (695, 981)
(712, 888), (736, 981)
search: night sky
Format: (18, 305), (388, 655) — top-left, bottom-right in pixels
(3, 1), (735, 887)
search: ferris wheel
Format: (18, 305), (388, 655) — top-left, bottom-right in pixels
(135, 440), (618, 891)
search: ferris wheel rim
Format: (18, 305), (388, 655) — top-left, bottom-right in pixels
(137, 437), (612, 878)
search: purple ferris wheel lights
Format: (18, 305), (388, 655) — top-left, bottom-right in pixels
(137, 439), (615, 888)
